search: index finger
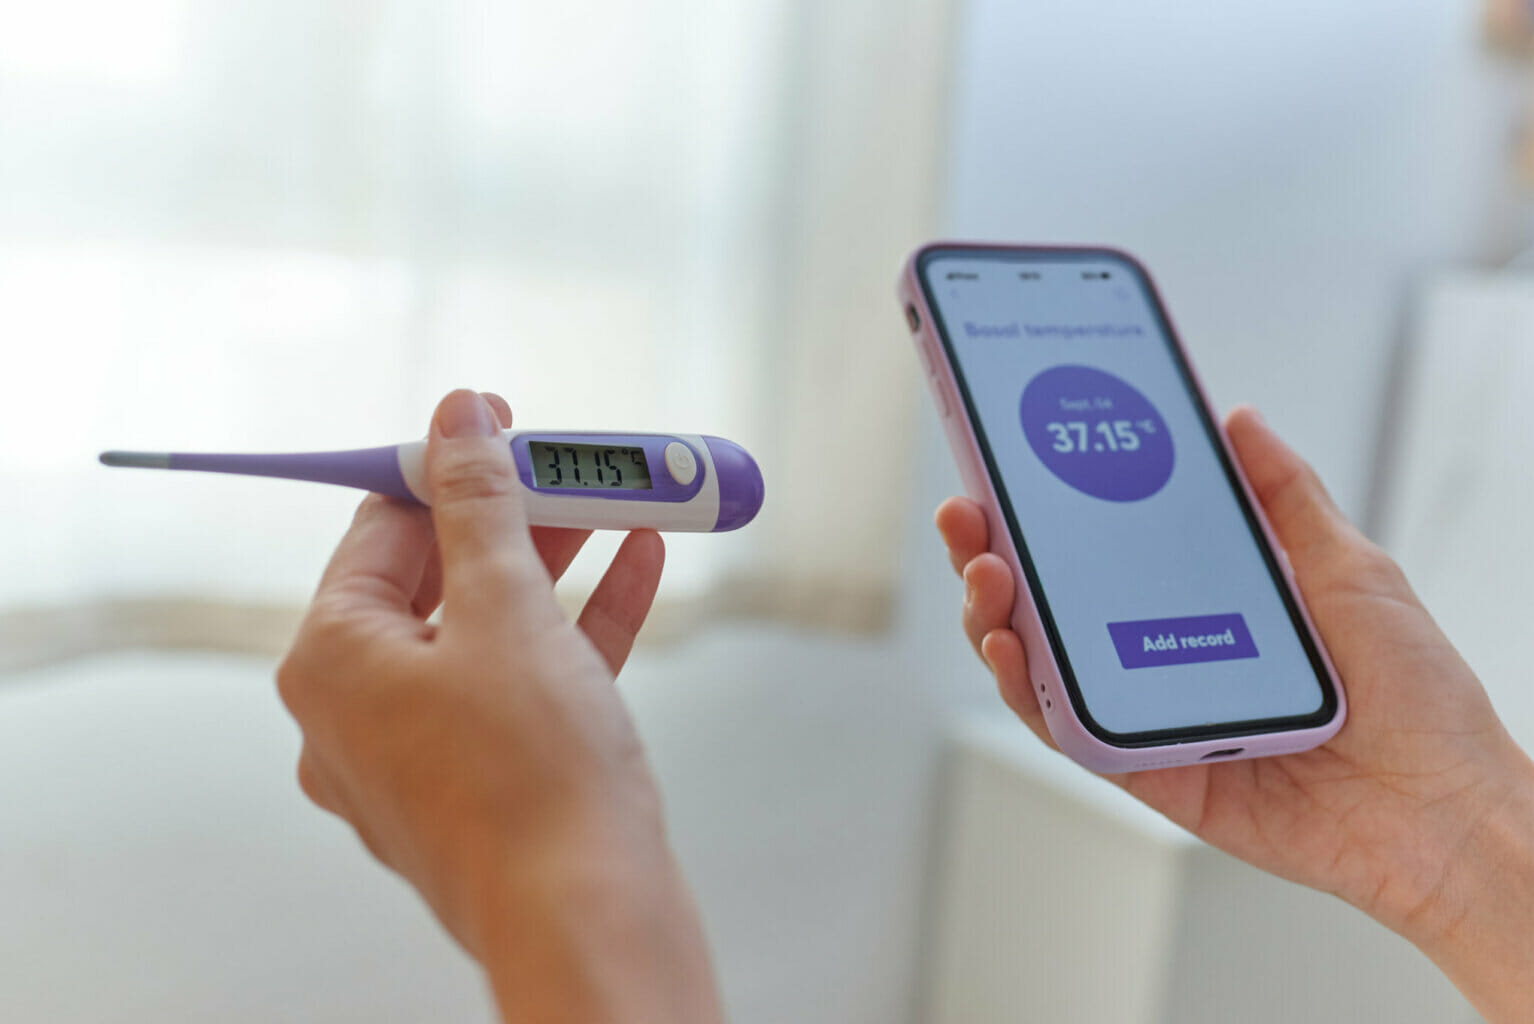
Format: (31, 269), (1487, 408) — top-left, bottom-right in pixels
(935, 496), (990, 576)
(314, 494), (436, 616)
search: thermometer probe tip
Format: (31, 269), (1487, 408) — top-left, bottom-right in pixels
(99, 450), (172, 469)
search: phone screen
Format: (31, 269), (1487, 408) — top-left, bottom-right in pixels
(919, 248), (1333, 743)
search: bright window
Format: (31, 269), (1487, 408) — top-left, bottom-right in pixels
(0, 0), (950, 638)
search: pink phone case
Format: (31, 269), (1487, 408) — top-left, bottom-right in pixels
(898, 241), (1345, 772)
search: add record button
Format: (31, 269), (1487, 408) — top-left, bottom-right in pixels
(1106, 613), (1259, 670)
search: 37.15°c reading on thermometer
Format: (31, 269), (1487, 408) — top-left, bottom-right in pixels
(532, 442), (653, 490)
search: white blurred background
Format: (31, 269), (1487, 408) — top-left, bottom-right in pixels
(3, 1), (1533, 1021)
(0, 0), (791, 609)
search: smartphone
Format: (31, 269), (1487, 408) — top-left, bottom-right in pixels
(898, 243), (1344, 772)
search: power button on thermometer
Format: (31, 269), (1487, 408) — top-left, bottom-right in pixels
(664, 441), (698, 485)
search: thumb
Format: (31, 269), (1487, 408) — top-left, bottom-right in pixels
(425, 389), (549, 624)
(1224, 405), (1357, 575)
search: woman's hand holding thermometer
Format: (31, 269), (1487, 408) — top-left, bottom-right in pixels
(274, 390), (725, 1023)
(101, 429), (763, 533)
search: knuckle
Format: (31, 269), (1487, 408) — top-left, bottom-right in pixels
(278, 607), (360, 713)
(350, 492), (389, 525)
(430, 449), (515, 505)
(451, 552), (534, 604)
(304, 597), (363, 648)
(274, 655), (308, 713)
(1334, 537), (1410, 595)
(1265, 458), (1323, 511)
(295, 755), (324, 805)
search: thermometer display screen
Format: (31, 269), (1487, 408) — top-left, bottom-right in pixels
(531, 442), (652, 490)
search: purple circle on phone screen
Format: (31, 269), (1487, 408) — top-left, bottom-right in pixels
(1019, 364), (1174, 502)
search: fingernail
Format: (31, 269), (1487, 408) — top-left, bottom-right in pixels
(479, 392), (512, 429)
(435, 390), (496, 438)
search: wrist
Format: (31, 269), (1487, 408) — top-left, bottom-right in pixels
(410, 713), (665, 954)
(447, 763), (666, 952)
(474, 787), (722, 1024)
(1406, 743), (1534, 1022)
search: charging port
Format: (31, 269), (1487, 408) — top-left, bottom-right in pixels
(1200, 748), (1244, 760)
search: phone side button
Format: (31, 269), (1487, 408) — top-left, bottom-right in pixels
(916, 346), (935, 377)
(931, 384), (950, 419)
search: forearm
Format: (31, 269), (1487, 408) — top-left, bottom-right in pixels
(1410, 750), (1534, 1023)
(476, 802), (724, 1024)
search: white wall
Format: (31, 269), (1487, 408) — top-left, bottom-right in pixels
(941, 0), (1524, 521)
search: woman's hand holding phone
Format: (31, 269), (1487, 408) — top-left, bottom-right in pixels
(938, 406), (1534, 1023)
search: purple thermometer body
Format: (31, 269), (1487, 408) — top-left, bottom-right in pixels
(101, 430), (764, 533)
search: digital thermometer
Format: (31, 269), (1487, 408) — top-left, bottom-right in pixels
(100, 431), (764, 533)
